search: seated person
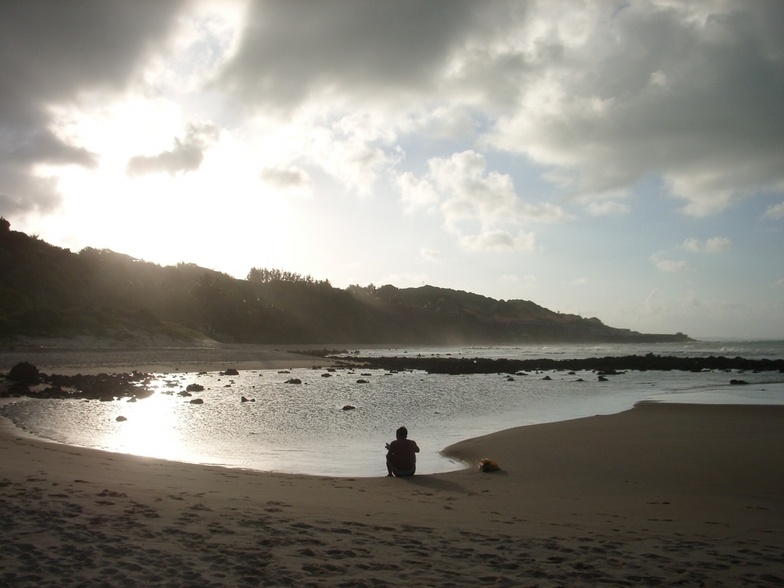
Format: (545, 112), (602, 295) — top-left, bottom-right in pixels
(386, 426), (420, 477)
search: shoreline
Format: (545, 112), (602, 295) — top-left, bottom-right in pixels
(1, 402), (782, 586)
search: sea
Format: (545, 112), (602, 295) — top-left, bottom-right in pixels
(2, 340), (783, 478)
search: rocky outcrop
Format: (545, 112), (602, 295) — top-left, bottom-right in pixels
(343, 354), (784, 375)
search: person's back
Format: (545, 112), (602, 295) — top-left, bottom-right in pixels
(386, 426), (419, 477)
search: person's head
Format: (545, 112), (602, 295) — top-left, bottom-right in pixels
(396, 426), (408, 440)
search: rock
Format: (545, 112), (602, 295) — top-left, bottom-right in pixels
(116, 416), (127, 422)
(598, 375), (608, 382)
(8, 362), (40, 385)
(127, 397), (137, 403)
(541, 375), (551, 381)
(186, 384), (204, 392)
(241, 396), (249, 402)
(321, 373), (332, 378)
(178, 391), (193, 397)
(285, 378), (302, 384)
(222, 368), (239, 376)
(506, 376), (515, 381)
(730, 379), (750, 385)
(342, 405), (356, 411)
(356, 379), (369, 384)
(189, 398), (204, 404)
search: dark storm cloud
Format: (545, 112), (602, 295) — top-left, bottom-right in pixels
(217, 0), (521, 109)
(0, 0), (187, 215)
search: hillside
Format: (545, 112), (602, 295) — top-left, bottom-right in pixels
(0, 219), (689, 345)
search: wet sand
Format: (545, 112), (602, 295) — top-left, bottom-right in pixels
(0, 341), (336, 375)
(1, 396), (782, 586)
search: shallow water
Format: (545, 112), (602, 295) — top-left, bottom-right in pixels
(3, 341), (783, 477)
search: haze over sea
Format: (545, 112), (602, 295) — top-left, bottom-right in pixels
(3, 341), (783, 478)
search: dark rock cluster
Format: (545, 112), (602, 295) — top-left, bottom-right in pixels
(2, 362), (152, 401)
(341, 354), (784, 375)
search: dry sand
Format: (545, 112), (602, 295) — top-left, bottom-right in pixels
(1, 348), (783, 586)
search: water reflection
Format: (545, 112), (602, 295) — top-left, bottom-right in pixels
(3, 365), (782, 477)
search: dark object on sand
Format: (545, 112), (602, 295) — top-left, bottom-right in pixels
(479, 459), (501, 473)
(189, 398), (204, 404)
(356, 379), (369, 384)
(222, 368), (240, 376)
(342, 405), (356, 411)
(116, 416), (127, 422)
(241, 396), (255, 402)
(730, 379), (750, 385)
(186, 383), (204, 392)
(8, 362), (40, 385)
(285, 378), (302, 384)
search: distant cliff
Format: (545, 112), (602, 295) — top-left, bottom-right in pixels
(0, 218), (690, 345)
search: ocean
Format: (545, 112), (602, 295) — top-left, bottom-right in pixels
(2, 341), (783, 477)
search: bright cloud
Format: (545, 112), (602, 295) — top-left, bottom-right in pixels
(651, 254), (691, 273)
(400, 150), (563, 251)
(682, 237), (733, 253)
(764, 202), (784, 220)
(588, 201), (630, 216)
(419, 248), (442, 262)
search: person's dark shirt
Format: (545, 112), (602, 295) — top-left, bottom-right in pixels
(387, 438), (420, 471)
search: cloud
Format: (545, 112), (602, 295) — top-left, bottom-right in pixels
(259, 166), (313, 190)
(127, 123), (219, 177)
(588, 201), (630, 216)
(502, 274), (536, 284)
(682, 237), (733, 253)
(419, 248), (442, 262)
(644, 289), (666, 314)
(217, 1), (784, 217)
(458, 230), (536, 252)
(0, 0), (187, 215)
(215, 0), (509, 111)
(481, 1), (784, 215)
(651, 253), (691, 272)
(763, 201), (784, 219)
(400, 150), (564, 250)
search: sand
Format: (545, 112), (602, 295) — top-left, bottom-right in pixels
(0, 341), (337, 375)
(1, 349), (783, 586)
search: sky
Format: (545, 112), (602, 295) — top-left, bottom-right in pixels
(1, 0), (783, 340)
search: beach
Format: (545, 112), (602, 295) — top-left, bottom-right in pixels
(2, 381), (782, 587)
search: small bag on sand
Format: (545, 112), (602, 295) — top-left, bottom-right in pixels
(478, 458), (501, 473)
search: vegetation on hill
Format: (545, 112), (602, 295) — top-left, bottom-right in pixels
(0, 218), (689, 344)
